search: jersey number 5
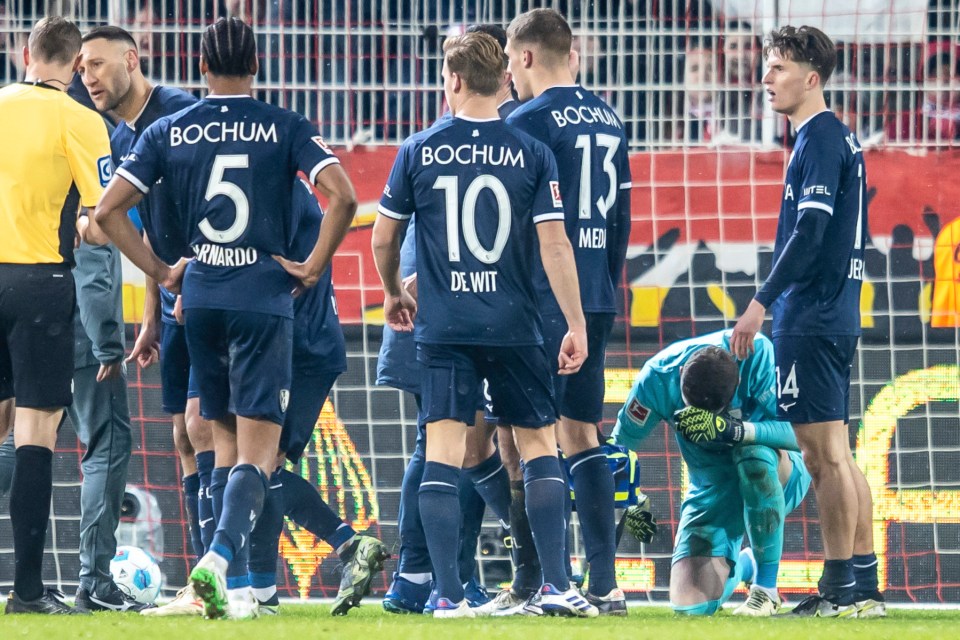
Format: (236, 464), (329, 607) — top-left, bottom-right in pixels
(199, 154), (250, 243)
(434, 174), (511, 264)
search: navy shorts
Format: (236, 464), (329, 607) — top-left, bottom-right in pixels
(159, 322), (198, 414)
(417, 342), (557, 429)
(280, 369), (341, 463)
(773, 334), (859, 423)
(184, 308), (293, 425)
(541, 312), (615, 424)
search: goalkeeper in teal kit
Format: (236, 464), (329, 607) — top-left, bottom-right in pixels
(613, 329), (811, 616)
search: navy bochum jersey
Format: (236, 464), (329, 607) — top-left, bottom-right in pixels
(117, 95), (339, 319)
(110, 85), (197, 324)
(378, 116), (565, 346)
(755, 111), (867, 336)
(289, 178), (347, 375)
(507, 85), (632, 315)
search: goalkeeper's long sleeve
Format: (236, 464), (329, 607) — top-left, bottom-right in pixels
(754, 209), (831, 308)
(744, 419), (800, 452)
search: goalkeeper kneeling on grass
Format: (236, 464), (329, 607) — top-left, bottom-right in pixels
(613, 329), (812, 617)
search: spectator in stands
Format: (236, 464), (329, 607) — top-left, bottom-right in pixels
(887, 42), (960, 145)
(715, 21), (762, 144)
(679, 44), (716, 143)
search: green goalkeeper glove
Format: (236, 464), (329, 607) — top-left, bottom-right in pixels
(624, 493), (657, 544)
(674, 406), (745, 446)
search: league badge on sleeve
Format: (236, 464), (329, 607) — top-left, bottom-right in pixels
(311, 136), (332, 153)
(550, 180), (563, 207)
(279, 389), (290, 413)
(627, 398), (651, 424)
(97, 155), (113, 187)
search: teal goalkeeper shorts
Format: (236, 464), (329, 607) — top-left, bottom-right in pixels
(672, 450), (811, 566)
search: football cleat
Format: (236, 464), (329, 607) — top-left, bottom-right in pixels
(463, 577), (490, 607)
(854, 591), (887, 618)
(5, 589), (87, 615)
(140, 585), (203, 617)
(432, 597), (476, 619)
(382, 575), (431, 614)
(75, 586), (155, 612)
(331, 535), (390, 616)
(528, 583), (598, 618)
(190, 553), (229, 619)
(227, 587), (259, 619)
(733, 586), (781, 617)
(789, 594), (858, 618)
(473, 588), (529, 617)
(584, 587), (627, 616)
(257, 593), (281, 616)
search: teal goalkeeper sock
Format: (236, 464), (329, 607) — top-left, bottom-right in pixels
(733, 445), (786, 590)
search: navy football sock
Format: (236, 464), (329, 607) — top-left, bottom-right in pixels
(508, 480), (541, 595)
(568, 447), (618, 595)
(248, 469), (284, 593)
(210, 466), (230, 526)
(196, 451), (215, 552)
(523, 455), (569, 589)
(458, 474), (485, 584)
(818, 559), (857, 605)
(397, 448), (431, 575)
(210, 464), (267, 565)
(182, 473), (203, 563)
(419, 462), (463, 603)
(465, 450), (511, 524)
(278, 468), (356, 549)
(853, 552), (879, 595)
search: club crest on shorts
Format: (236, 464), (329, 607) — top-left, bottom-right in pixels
(279, 389), (290, 413)
(627, 398), (650, 424)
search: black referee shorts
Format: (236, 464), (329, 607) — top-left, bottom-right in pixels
(0, 263), (75, 408)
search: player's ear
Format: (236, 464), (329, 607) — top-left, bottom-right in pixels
(125, 48), (139, 73)
(21, 45), (29, 68)
(523, 48), (534, 69)
(199, 56), (208, 75)
(249, 56), (259, 77)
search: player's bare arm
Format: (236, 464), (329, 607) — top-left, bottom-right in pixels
(275, 163), (357, 288)
(731, 299), (766, 359)
(95, 175), (188, 293)
(536, 219), (587, 373)
(372, 213), (416, 332)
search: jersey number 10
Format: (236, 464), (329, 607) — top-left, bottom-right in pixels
(433, 174), (511, 265)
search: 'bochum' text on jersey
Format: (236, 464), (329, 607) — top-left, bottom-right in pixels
(755, 111), (867, 336)
(117, 95), (339, 318)
(507, 85), (632, 315)
(377, 116), (564, 346)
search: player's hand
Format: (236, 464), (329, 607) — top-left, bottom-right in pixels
(730, 299), (765, 359)
(160, 257), (190, 295)
(402, 273), (418, 302)
(273, 255), (322, 290)
(674, 406), (744, 446)
(557, 327), (587, 375)
(173, 295), (184, 325)
(384, 289), (417, 332)
(96, 361), (123, 382)
(126, 321), (160, 369)
(624, 493), (657, 544)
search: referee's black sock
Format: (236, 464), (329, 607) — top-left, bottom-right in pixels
(11, 445), (53, 601)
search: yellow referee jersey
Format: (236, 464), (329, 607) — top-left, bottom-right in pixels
(0, 82), (112, 264)
(931, 217), (960, 328)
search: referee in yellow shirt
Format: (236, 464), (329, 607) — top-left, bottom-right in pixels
(0, 17), (112, 615)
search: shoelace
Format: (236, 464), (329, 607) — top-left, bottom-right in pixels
(745, 590), (770, 609)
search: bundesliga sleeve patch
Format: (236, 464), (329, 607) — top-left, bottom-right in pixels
(627, 398), (651, 424)
(550, 180), (563, 207)
(98, 156), (113, 187)
(311, 135), (332, 152)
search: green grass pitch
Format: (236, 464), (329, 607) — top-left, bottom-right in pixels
(2, 605), (960, 639)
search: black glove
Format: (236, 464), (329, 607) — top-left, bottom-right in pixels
(624, 493), (657, 544)
(674, 406), (744, 446)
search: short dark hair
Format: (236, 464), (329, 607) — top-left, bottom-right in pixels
(763, 25), (837, 85)
(507, 8), (571, 66)
(681, 346), (739, 412)
(201, 17), (257, 77)
(82, 26), (138, 50)
(28, 16), (82, 66)
(466, 23), (508, 69)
